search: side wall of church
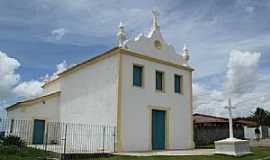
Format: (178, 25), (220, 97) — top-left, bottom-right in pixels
(43, 80), (61, 95)
(59, 54), (118, 125)
(7, 94), (60, 121)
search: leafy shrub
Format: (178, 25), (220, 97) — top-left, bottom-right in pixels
(0, 131), (4, 140)
(0, 131), (5, 144)
(2, 135), (25, 147)
(0, 145), (19, 154)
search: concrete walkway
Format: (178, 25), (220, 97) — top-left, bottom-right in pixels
(250, 139), (270, 147)
(114, 149), (215, 156)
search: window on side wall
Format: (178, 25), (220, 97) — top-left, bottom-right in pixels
(156, 70), (164, 92)
(133, 65), (143, 87)
(174, 74), (183, 94)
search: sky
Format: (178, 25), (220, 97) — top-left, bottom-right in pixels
(0, 0), (270, 118)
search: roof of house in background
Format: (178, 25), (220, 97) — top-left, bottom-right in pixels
(193, 113), (228, 124)
(193, 113), (258, 127)
(233, 118), (259, 127)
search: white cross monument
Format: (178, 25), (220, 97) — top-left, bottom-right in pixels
(225, 98), (236, 140)
(214, 98), (251, 156)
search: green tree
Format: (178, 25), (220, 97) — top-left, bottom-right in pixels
(251, 107), (270, 127)
(265, 110), (270, 127)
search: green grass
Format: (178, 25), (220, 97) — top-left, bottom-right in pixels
(98, 147), (270, 160)
(0, 146), (269, 160)
(0, 145), (56, 160)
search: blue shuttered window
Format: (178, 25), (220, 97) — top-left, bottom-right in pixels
(174, 74), (182, 94)
(156, 71), (164, 91)
(133, 65), (143, 87)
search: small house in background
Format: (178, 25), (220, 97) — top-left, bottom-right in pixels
(193, 113), (259, 145)
(244, 125), (269, 140)
(235, 118), (270, 140)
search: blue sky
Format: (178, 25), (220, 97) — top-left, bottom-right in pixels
(0, 0), (270, 117)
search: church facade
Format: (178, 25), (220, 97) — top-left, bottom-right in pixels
(7, 11), (194, 152)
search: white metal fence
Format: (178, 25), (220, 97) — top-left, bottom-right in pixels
(0, 119), (115, 155)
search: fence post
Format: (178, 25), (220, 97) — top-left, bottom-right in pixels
(63, 124), (67, 160)
(113, 126), (116, 153)
(102, 126), (105, 153)
(44, 122), (49, 159)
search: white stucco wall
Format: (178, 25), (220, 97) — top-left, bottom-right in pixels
(43, 79), (61, 95)
(120, 53), (193, 151)
(244, 126), (262, 140)
(59, 55), (118, 125)
(125, 28), (184, 65)
(6, 95), (60, 144)
(7, 94), (60, 121)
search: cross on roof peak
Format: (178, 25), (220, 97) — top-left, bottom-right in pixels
(152, 9), (160, 17)
(151, 9), (160, 31)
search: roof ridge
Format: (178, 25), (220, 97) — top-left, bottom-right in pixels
(6, 91), (61, 111)
(193, 113), (227, 120)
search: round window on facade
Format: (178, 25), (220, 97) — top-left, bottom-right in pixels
(154, 40), (162, 50)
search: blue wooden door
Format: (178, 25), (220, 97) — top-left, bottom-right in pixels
(32, 119), (45, 144)
(152, 110), (165, 150)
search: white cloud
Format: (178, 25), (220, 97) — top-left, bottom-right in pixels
(245, 6), (255, 13)
(225, 50), (261, 96)
(193, 50), (269, 117)
(0, 51), (42, 118)
(0, 51), (20, 99)
(0, 51), (43, 103)
(13, 80), (43, 97)
(42, 60), (68, 81)
(55, 60), (68, 74)
(1, 0), (270, 81)
(0, 52), (70, 118)
(51, 28), (68, 40)
(193, 83), (226, 116)
(50, 60), (68, 80)
(0, 1), (269, 119)
(193, 82), (270, 117)
(235, 0), (257, 14)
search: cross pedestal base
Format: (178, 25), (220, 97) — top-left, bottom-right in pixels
(214, 138), (251, 156)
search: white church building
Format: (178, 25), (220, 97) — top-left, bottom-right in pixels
(6, 10), (194, 152)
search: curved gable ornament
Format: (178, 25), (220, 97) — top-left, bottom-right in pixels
(123, 10), (185, 65)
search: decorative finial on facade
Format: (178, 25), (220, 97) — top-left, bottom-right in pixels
(117, 21), (127, 48)
(183, 44), (188, 51)
(182, 44), (190, 66)
(151, 9), (160, 32)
